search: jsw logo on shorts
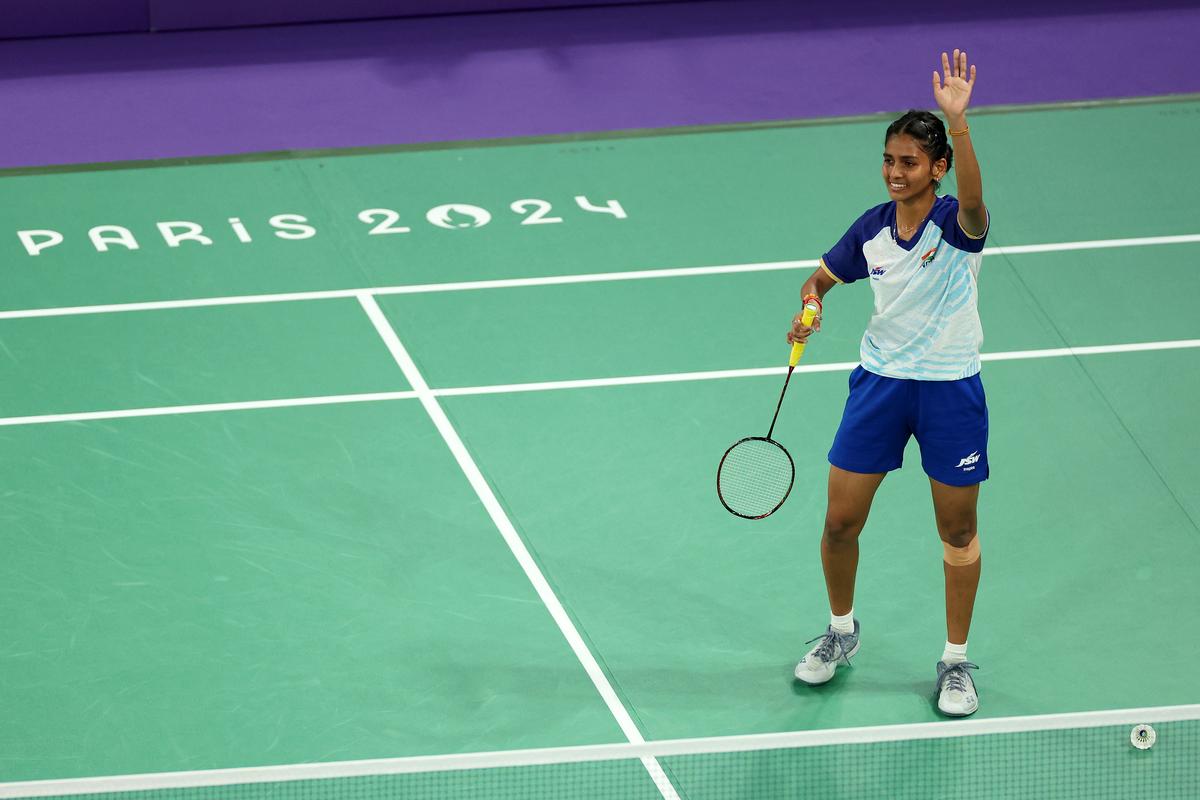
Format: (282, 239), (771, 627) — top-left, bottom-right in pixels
(956, 451), (981, 470)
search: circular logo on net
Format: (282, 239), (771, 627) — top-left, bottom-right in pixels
(426, 204), (492, 229)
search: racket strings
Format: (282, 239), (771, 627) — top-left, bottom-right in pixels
(718, 438), (794, 518)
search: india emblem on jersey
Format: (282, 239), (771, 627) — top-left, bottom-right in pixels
(919, 246), (938, 267)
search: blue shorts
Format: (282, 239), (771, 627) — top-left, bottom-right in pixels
(828, 366), (989, 486)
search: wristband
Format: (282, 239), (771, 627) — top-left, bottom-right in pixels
(949, 125), (969, 137)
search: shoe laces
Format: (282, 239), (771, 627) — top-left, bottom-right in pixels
(937, 661), (979, 694)
(805, 628), (855, 666)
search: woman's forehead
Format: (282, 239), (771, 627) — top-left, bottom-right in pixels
(884, 134), (927, 158)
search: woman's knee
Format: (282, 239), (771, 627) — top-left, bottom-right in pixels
(937, 520), (977, 549)
(823, 512), (867, 543)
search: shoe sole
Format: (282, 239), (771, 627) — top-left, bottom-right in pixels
(937, 701), (979, 717)
(794, 641), (860, 685)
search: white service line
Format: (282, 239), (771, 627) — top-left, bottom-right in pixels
(373, 259), (817, 294)
(354, 293), (681, 800)
(0, 262), (817, 321)
(985, 233), (1200, 255)
(979, 339), (1200, 362)
(432, 360), (862, 397)
(2, 702), (1196, 798)
(0, 232), (1196, 321)
(432, 338), (1200, 397)
(1, 339), (1198, 429)
(0, 288), (362, 321)
(0, 391), (418, 427)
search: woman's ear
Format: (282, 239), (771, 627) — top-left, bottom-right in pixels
(932, 157), (949, 181)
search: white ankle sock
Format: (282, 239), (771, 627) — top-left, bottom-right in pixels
(830, 609), (855, 634)
(942, 641), (968, 664)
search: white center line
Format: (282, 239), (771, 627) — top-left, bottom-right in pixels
(355, 292), (681, 800)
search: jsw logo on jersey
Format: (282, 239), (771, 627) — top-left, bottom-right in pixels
(869, 266), (887, 278)
(956, 451), (981, 470)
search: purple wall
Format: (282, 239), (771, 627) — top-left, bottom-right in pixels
(148, 1), (683, 32)
(2, 0), (1199, 169)
(0, 0), (684, 40)
(0, 0), (147, 40)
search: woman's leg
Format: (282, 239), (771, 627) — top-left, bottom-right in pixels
(795, 465), (887, 685)
(928, 477), (981, 644)
(822, 465), (888, 615)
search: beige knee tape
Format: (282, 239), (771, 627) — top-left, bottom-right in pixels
(943, 535), (980, 566)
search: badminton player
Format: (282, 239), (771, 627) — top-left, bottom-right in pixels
(788, 50), (988, 716)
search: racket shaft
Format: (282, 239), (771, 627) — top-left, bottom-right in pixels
(766, 366), (793, 440)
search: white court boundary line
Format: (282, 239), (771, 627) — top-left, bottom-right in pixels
(355, 294), (681, 800)
(0, 391), (418, 427)
(0, 232), (1197, 321)
(1, 338), (1197, 428)
(2, 703), (1196, 798)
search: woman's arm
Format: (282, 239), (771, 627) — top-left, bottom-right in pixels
(787, 265), (839, 344)
(934, 49), (987, 236)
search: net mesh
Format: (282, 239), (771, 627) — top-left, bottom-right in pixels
(11, 715), (1198, 800)
(717, 437), (794, 517)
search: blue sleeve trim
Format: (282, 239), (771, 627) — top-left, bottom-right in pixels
(822, 205), (885, 284)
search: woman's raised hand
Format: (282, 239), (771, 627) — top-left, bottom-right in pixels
(933, 49), (975, 123)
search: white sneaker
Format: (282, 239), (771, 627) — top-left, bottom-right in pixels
(794, 620), (860, 685)
(935, 660), (980, 717)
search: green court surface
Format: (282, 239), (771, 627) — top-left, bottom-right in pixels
(1, 96), (1198, 798)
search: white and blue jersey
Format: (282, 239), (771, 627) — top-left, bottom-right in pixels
(820, 194), (988, 381)
(822, 195), (992, 485)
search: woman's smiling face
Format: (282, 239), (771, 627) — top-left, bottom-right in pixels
(883, 133), (945, 201)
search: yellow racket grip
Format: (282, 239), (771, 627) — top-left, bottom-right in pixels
(789, 302), (820, 367)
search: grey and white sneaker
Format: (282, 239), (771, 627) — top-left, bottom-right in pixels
(935, 660), (980, 717)
(794, 620), (860, 685)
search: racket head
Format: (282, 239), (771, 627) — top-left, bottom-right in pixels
(716, 436), (796, 520)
